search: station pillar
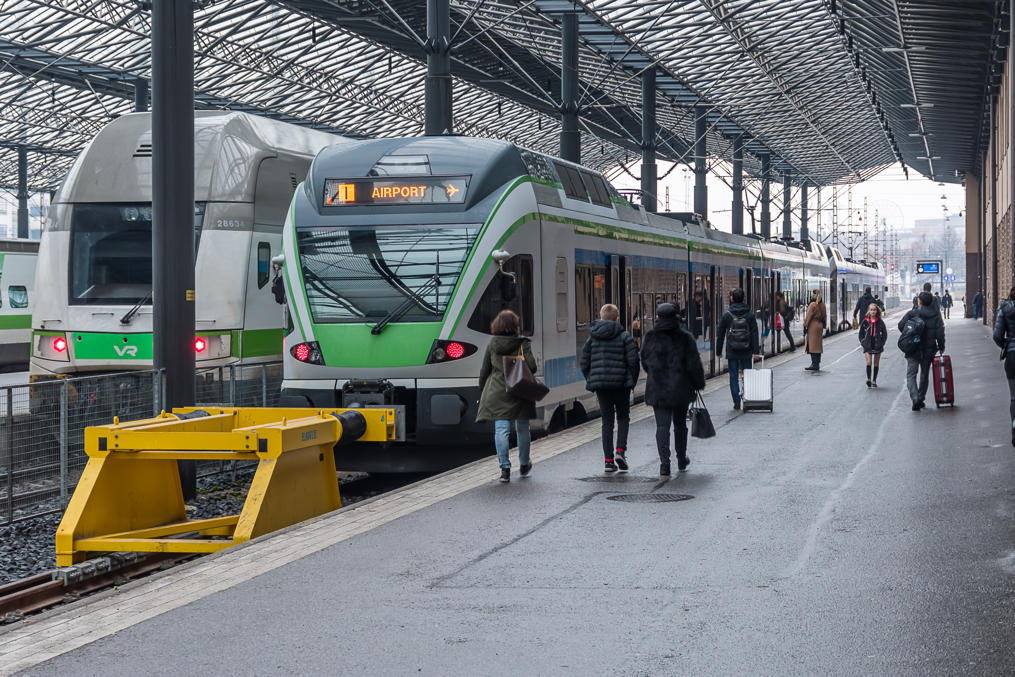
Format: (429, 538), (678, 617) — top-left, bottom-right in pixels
(693, 107), (707, 218)
(152, 0), (196, 498)
(731, 136), (744, 235)
(134, 78), (149, 113)
(16, 146), (28, 239)
(424, 0), (453, 136)
(760, 154), (771, 239)
(560, 12), (580, 163)
(782, 172), (792, 241)
(640, 69), (657, 213)
(800, 182), (810, 244)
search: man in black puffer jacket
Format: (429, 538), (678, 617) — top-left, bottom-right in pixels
(899, 292), (945, 411)
(640, 303), (707, 477)
(581, 303), (640, 472)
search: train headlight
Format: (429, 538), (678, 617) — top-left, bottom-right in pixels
(290, 341), (324, 365)
(33, 332), (70, 362)
(426, 339), (477, 364)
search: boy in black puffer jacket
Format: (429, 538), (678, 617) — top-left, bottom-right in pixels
(580, 303), (640, 472)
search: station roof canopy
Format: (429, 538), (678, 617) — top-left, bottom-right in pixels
(0, 0), (1004, 193)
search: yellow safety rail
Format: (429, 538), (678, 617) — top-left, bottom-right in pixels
(55, 407), (396, 566)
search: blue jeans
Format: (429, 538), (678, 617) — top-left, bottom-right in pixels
(495, 419), (531, 469)
(727, 357), (752, 405)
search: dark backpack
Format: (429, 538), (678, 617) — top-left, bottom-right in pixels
(727, 313), (751, 352)
(784, 305), (795, 322)
(897, 313), (926, 356)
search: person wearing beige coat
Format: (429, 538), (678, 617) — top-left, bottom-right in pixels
(803, 290), (827, 372)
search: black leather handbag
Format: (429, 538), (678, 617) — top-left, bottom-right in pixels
(688, 392), (716, 439)
(503, 346), (549, 402)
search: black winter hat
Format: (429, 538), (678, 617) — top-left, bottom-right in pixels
(656, 302), (677, 318)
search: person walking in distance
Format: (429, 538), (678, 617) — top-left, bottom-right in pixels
(640, 303), (706, 476)
(580, 304), (640, 473)
(858, 303), (888, 387)
(941, 290), (954, 319)
(852, 286), (877, 326)
(992, 288), (1015, 446)
(715, 288), (761, 409)
(899, 292), (945, 411)
(973, 291), (984, 320)
(476, 310), (537, 483)
(775, 291), (796, 351)
(913, 282), (940, 313)
(803, 290), (827, 371)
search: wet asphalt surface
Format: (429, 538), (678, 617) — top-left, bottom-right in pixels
(19, 317), (1015, 676)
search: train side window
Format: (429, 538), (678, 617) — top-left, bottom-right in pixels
(8, 286), (27, 309)
(467, 254), (534, 336)
(552, 161), (589, 202)
(257, 242), (271, 289)
(580, 170), (611, 207)
(555, 257), (568, 332)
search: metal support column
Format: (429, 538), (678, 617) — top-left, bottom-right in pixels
(640, 69), (657, 213)
(693, 107), (707, 218)
(134, 78), (149, 113)
(991, 97), (999, 316)
(760, 154), (771, 239)
(1010, 0), (1014, 287)
(16, 146), (28, 239)
(800, 183), (809, 243)
(560, 12), (580, 163)
(731, 135), (744, 235)
(782, 172), (792, 240)
(424, 0), (453, 136)
(152, 0), (196, 499)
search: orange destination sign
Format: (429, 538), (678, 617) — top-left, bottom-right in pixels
(323, 177), (469, 207)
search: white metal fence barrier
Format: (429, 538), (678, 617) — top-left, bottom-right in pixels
(0, 362), (284, 525)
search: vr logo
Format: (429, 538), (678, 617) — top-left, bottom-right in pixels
(114, 345), (139, 357)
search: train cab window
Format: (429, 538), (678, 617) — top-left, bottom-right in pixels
(257, 242), (271, 289)
(520, 150), (557, 184)
(467, 254), (534, 336)
(552, 161), (589, 202)
(579, 171), (611, 207)
(69, 203), (204, 305)
(8, 286), (27, 309)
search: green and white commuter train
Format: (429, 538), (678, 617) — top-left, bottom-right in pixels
(277, 136), (884, 471)
(0, 239), (38, 369)
(30, 111), (344, 379)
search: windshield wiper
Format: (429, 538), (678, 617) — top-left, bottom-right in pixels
(120, 291), (151, 325)
(371, 274), (440, 335)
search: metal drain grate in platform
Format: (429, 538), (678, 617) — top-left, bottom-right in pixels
(606, 493), (694, 502)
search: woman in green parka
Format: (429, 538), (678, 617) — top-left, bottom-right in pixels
(477, 309), (537, 483)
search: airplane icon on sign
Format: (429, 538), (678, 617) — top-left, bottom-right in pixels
(445, 183), (459, 199)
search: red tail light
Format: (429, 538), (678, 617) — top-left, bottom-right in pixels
(52, 337), (67, 352)
(290, 341), (324, 365)
(445, 342), (465, 359)
(427, 339), (477, 364)
(194, 338), (207, 352)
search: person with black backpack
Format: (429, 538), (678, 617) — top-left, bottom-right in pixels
(992, 287), (1015, 445)
(716, 288), (761, 410)
(898, 292), (945, 411)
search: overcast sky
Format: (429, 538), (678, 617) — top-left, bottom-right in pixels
(611, 161), (966, 235)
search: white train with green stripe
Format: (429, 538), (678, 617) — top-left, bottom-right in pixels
(29, 111), (344, 379)
(278, 137), (881, 471)
(0, 239), (38, 369)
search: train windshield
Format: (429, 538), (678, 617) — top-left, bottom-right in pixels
(296, 225), (478, 324)
(69, 203), (204, 305)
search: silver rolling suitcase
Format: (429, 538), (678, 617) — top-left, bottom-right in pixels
(741, 356), (774, 412)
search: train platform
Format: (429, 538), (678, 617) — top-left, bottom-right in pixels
(2, 316), (1014, 675)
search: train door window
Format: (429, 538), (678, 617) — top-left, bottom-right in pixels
(552, 161), (589, 202)
(8, 286), (27, 309)
(592, 267), (607, 317)
(257, 242), (271, 289)
(555, 257), (568, 332)
(642, 293), (654, 332)
(630, 294), (643, 345)
(467, 254), (534, 335)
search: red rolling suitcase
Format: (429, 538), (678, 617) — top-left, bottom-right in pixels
(932, 354), (954, 407)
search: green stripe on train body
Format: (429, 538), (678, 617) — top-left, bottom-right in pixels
(68, 332), (154, 360)
(313, 322), (441, 368)
(233, 328), (283, 358)
(0, 314), (32, 330)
